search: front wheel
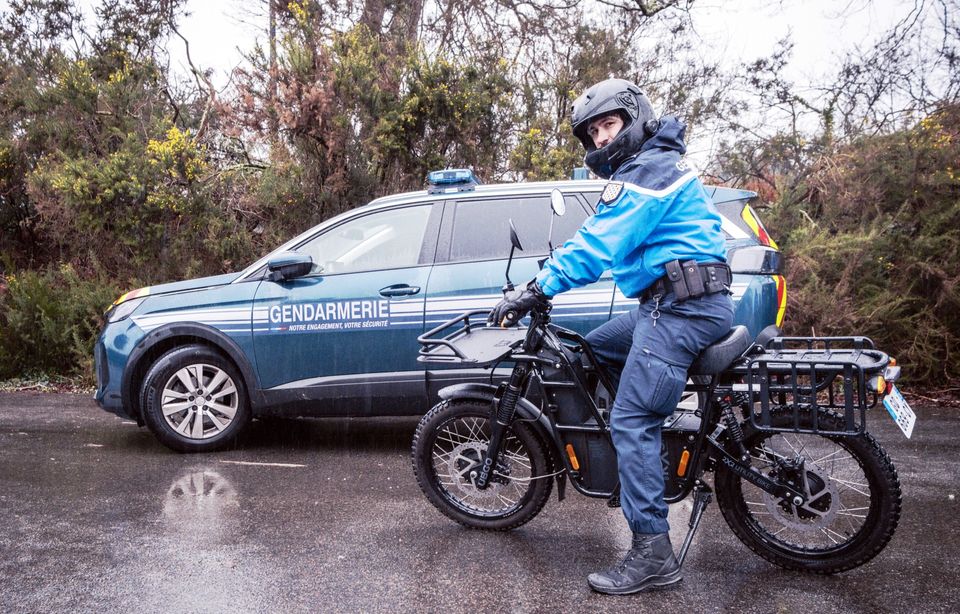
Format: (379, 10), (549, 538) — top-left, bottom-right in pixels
(140, 345), (251, 453)
(411, 399), (554, 530)
(715, 408), (902, 573)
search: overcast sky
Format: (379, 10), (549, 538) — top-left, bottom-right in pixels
(163, 0), (917, 163)
(3, 0), (921, 165)
(168, 0), (914, 90)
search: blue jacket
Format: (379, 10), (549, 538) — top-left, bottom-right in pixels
(536, 117), (727, 299)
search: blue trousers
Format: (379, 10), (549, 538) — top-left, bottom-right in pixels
(585, 291), (734, 534)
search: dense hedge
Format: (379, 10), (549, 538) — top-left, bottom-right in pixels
(0, 266), (121, 381)
(2, 108), (957, 386)
(764, 104), (960, 385)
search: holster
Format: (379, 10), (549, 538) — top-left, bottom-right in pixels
(644, 260), (732, 303)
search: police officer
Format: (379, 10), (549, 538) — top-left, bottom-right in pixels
(490, 78), (734, 595)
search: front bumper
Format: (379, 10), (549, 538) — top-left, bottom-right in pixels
(93, 320), (145, 420)
(94, 336), (131, 418)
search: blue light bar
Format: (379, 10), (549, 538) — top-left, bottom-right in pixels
(427, 168), (474, 184)
(426, 168), (479, 193)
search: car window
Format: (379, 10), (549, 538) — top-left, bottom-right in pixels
(577, 191), (602, 212)
(296, 205), (433, 275)
(446, 195), (587, 262)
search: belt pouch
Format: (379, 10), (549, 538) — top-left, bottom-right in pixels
(665, 260), (690, 301)
(681, 259), (706, 298)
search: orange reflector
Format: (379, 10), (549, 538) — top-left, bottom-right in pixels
(677, 450), (690, 476)
(565, 444), (580, 471)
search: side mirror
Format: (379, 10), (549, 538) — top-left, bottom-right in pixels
(266, 252), (314, 282)
(549, 189), (566, 217)
(547, 189), (566, 255)
(504, 219), (523, 291)
(508, 219), (524, 251)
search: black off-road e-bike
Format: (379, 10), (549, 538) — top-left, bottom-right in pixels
(411, 194), (914, 573)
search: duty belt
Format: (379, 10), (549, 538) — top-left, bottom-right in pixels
(641, 260), (732, 303)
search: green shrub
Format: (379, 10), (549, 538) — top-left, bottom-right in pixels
(769, 104), (960, 386)
(0, 265), (121, 381)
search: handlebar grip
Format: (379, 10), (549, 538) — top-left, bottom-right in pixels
(495, 309), (520, 328)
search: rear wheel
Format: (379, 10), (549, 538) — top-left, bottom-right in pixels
(411, 399), (553, 530)
(140, 345), (251, 453)
(715, 408), (901, 573)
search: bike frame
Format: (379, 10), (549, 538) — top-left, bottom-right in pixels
(472, 306), (811, 507)
(418, 297), (893, 523)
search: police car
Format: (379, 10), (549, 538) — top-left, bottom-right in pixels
(95, 169), (785, 452)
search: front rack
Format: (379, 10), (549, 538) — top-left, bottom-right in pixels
(737, 335), (889, 436)
(417, 310), (527, 366)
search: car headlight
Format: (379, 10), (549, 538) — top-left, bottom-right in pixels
(107, 297), (145, 323)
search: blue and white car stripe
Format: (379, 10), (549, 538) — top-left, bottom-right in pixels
(130, 281), (750, 335)
(132, 308), (253, 333)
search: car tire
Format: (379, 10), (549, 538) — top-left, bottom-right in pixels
(140, 344), (251, 453)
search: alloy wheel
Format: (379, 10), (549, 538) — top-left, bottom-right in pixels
(160, 363), (239, 440)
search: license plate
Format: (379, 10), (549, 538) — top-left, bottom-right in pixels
(883, 384), (916, 438)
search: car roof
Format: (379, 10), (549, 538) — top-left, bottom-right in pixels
(367, 179), (608, 207)
(364, 179), (757, 208)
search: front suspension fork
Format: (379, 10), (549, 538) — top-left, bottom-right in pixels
(473, 363), (529, 490)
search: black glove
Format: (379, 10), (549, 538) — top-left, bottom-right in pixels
(488, 281), (551, 327)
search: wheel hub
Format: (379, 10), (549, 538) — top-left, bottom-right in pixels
(764, 460), (839, 532)
(160, 363), (238, 440)
(446, 442), (510, 497)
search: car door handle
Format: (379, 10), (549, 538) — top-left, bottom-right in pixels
(379, 284), (421, 297)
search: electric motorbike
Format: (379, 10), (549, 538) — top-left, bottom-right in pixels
(410, 190), (915, 573)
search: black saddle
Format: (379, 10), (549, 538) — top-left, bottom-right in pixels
(688, 325), (753, 375)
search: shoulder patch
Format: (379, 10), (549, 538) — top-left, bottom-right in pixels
(600, 181), (624, 205)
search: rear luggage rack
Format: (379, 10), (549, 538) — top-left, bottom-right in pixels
(740, 335), (889, 436)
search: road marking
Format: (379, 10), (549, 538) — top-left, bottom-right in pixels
(218, 460), (306, 468)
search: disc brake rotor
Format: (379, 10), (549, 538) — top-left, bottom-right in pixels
(763, 462), (840, 533)
(445, 441), (510, 501)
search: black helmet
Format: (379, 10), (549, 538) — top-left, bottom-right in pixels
(571, 78), (658, 178)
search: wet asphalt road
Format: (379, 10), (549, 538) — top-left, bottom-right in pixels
(1, 393), (958, 613)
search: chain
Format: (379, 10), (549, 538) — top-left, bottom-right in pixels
(651, 293), (662, 327)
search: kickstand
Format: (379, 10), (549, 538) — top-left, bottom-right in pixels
(677, 483), (713, 566)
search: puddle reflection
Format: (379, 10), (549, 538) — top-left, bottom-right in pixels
(162, 467), (239, 539)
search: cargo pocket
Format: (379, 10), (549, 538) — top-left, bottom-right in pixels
(644, 349), (687, 416)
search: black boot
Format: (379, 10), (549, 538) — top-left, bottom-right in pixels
(587, 532), (682, 595)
